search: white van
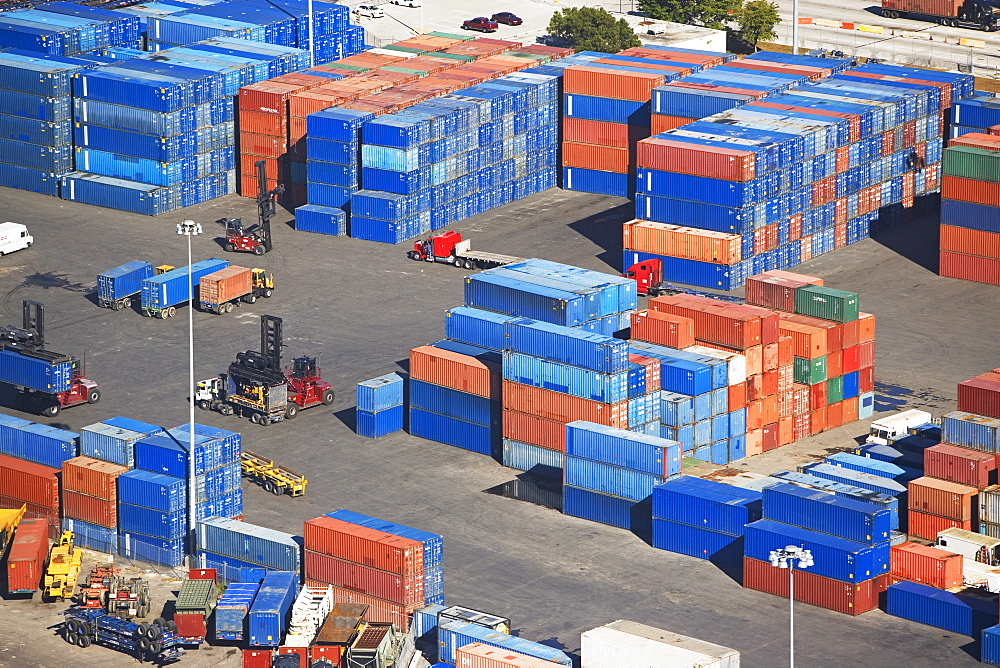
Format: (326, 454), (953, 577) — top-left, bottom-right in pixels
(0, 222), (32, 255)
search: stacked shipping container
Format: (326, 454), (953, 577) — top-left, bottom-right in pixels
(0, 454), (59, 540)
(355, 372), (404, 438)
(939, 133), (1000, 285)
(631, 61), (970, 288)
(61, 455), (127, 553)
(197, 516), (301, 581)
(948, 92), (1000, 139)
(949, 368), (1000, 538)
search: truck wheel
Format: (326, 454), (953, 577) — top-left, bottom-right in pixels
(263, 289), (273, 298)
(224, 243), (234, 252)
(463, 259), (475, 270)
(76, 634), (91, 648)
(253, 245), (265, 256)
(41, 403), (60, 418)
(64, 630), (78, 645)
(262, 480), (277, 494)
(137, 636), (150, 653)
(250, 412), (260, 424)
(136, 623), (150, 638)
(322, 389), (335, 405)
(165, 621), (176, 633)
(258, 415), (271, 427)
(285, 403), (299, 419)
(244, 294), (257, 304)
(123, 298), (131, 310)
(66, 619), (81, 634)
(152, 617), (166, 628)
(147, 640), (162, 654)
(166, 306), (176, 318)
(145, 625), (162, 641)
(198, 400), (211, 410)
(220, 404), (234, 416)
(87, 388), (101, 404)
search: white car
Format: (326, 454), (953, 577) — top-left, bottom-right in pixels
(0, 222), (32, 256)
(391, 0), (421, 6)
(354, 4), (385, 17)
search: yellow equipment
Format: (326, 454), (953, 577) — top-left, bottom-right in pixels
(0, 505), (25, 553)
(241, 450), (308, 497)
(251, 268), (274, 292)
(44, 531), (82, 601)
(154, 265), (175, 275)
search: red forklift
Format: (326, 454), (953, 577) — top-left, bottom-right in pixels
(221, 160), (283, 256)
(1, 300), (101, 417)
(624, 258), (745, 302)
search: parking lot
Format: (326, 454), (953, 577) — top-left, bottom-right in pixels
(0, 182), (994, 667)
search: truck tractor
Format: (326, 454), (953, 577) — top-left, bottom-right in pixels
(407, 231), (524, 270)
(199, 266), (274, 314)
(61, 609), (183, 662)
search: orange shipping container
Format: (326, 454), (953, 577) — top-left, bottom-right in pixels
(238, 109), (288, 137)
(778, 416), (794, 445)
(61, 457), (127, 500)
(762, 343), (778, 372)
(62, 490), (116, 528)
(562, 142), (632, 173)
(907, 477), (977, 521)
(638, 136), (757, 181)
(410, 345), (499, 400)
(302, 516), (423, 576)
(501, 381), (628, 428)
(239, 132), (286, 159)
(857, 313), (875, 343)
(630, 309), (695, 349)
(502, 410), (566, 452)
(456, 642), (568, 668)
(622, 219), (742, 264)
(907, 509), (972, 540)
(650, 114), (692, 134)
(728, 382), (747, 411)
(890, 542), (963, 589)
(811, 406), (827, 434)
(649, 295), (762, 349)
(563, 65), (666, 101)
(200, 266), (254, 308)
(842, 319), (860, 348)
(240, 154), (281, 180)
(746, 429), (764, 456)
(940, 251), (1000, 286)
(239, 81), (311, 114)
(941, 175), (1000, 206)
(827, 350), (843, 378)
(0, 454), (58, 509)
(781, 313), (843, 351)
(562, 118), (648, 149)
(827, 401), (844, 430)
(778, 321), (826, 359)
(843, 396), (859, 424)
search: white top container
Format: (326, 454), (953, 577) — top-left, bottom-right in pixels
(581, 620), (740, 668)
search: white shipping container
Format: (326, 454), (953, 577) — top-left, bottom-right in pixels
(684, 345), (747, 386)
(937, 527), (1000, 565)
(980, 485), (1000, 524)
(581, 620), (740, 668)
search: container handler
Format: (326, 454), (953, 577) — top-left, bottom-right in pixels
(222, 160), (282, 256)
(43, 531), (82, 601)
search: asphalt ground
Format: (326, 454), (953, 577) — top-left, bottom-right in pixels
(0, 185), (994, 667)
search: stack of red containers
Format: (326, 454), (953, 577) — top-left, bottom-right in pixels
(302, 515), (424, 631)
(6, 518), (50, 594)
(0, 453), (59, 538)
(906, 476), (978, 539)
(890, 541), (964, 590)
(61, 456), (129, 536)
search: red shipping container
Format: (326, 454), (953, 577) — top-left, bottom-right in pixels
(304, 551), (423, 605)
(779, 390), (795, 418)
(890, 542), (963, 589)
(858, 341), (874, 368)
(637, 136), (757, 181)
(238, 109), (288, 137)
(174, 612), (207, 641)
(941, 225), (1000, 260)
(842, 319), (860, 348)
(908, 476), (977, 521)
(793, 413), (812, 440)
(562, 141), (632, 173)
(762, 370), (779, 397)
(0, 454), (58, 509)
(907, 509), (972, 540)
(62, 490), (116, 528)
(859, 366), (874, 394)
(456, 642), (568, 668)
(410, 345), (499, 400)
(841, 346), (860, 375)
(728, 382), (747, 411)
(743, 557), (884, 616)
(762, 342), (778, 372)
(620, 46), (727, 67)
(924, 444), (997, 489)
(810, 383), (828, 410)
(7, 518), (49, 593)
(778, 336), (794, 367)
(239, 81), (310, 114)
(563, 118), (648, 149)
(746, 401), (763, 430)
(826, 350), (843, 379)
(503, 410), (566, 452)
(240, 154), (282, 181)
(303, 516), (423, 576)
(811, 407), (827, 435)
(778, 416), (794, 446)
(762, 395), (779, 426)
(61, 456), (127, 500)
(778, 321), (826, 359)
(502, 381), (628, 428)
(630, 309), (695, 348)
(305, 580), (416, 631)
(310, 646), (343, 663)
(939, 251), (1000, 286)
(827, 401), (844, 430)
(649, 295), (762, 349)
(958, 377), (1000, 419)
(239, 132), (287, 158)
(762, 423), (779, 451)
(243, 649), (273, 668)
(563, 66), (666, 101)
(843, 397), (858, 425)
(746, 375), (763, 403)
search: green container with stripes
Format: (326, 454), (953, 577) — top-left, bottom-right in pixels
(384, 44), (428, 54)
(320, 62), (368, 73)
(432, 52), (476, 62)
(428, 31), (474, 41)
(794, 286), (860, 323)
(826, 375), (844, 405)
(381, 65), (428, 76)
(794, 356), (827, 386)
(943, 145), (1000, 183)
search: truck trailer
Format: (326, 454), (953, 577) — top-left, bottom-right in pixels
(140, 258), (229, 318)
(198, 265), (274, 314)
(881, 0), (1000, 29)
(97, 261), (155, 310)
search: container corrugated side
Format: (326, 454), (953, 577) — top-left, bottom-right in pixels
(303, 550), (423, 605)
(410, 380), (497, 427)
(564, 456), (667, 501)
(502, 352), (630, 404)
(355, 373), (404, 413)
(651, 518), (743, 560)
(117, 469), (186, 512)
(13, 423), (78, 469)
(247, 570), (299, 646)
(942, 411), (1000, 453)
(302, 516), (422, 577)
(907, 476), (977, 521)
(651, 476), (762, 535)
(215, 582), (259, 640)
(6, 518), (49, 593)
(501, 381), (628, 427)
(439, 620), (572, 666)
(197, 517), (301, 572)
(79, 423), (145, 468)
(565, 421), (680, 478)
(0, 453), (59, 508)
(410, 345), (499, 400)
(506, 318), (629, 374)
(891, 542), (963, 589)
(886, 580), (997, 635)
(0, 349), (72, 394)
(118, 502), (186, 539)
(744, 556), (884, 616)
(562, 485), (648, 531)
(762, 482), (892, 544)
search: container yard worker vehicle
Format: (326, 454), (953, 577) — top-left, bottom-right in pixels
(240, 451), (308, 496)
(43, 531), (82, 602)
(866, 409), (934, 445)
(195, 315), (335, 425)
(0, 300), (100, 417)
(199, 266), (274, 314)
(880, 0), (1000, 29)
(222, 160), (282, 256)
(60, 609), (183, 662)
(0, 222), (32, 255)
(624, 258), (744, 302)
(407, 231), (524, 270)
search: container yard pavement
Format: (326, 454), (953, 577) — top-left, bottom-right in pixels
(0, 186), (992, 666)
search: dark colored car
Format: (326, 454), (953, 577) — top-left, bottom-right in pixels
(463, 17), (499, 32)
(491, 12), (522, 25)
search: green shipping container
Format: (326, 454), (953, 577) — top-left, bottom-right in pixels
(383, 45), (428, 55)
(320, 63), (369, 73)
(794, 356), (827, 385)
(381, 65), (429, 76)
(827, 375), (844, 405)
(432, 52), (476, 62)
(943, 145), (1000, 184)
(428, 31), (475, 41)
(175, 578), (220, 615)
(794, 286), (860, 323)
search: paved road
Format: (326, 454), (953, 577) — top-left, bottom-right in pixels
(0, 183), (994, 666)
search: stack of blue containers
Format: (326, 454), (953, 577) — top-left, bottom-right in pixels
(744, 481), (892, 595)
(295, 107), (373, 235)
(79, 416), (162, 468)
(629, 339), (748, 465)
(651, 476), (762, 561)
(821, 451), (922, 485)
(325, 508), (444, 606)
(0, 414), (78, 469)
(247, 569), (300, 647)
(887, 580), (997, 636)
(197, 516), (302, 582)
(948, 92), (1000, 138)
(356, 373), (404, 438)
(769, 469), (900, 531)
(0, 3), (141, 56)
(800, 461), (908, 508)
(121, 424), (242, 566)
(562, 421), (681, 531)
(0, 51), (91, 197)
(215, 575), (263, 642)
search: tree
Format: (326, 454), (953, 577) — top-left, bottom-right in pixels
(638, 0), (740, 30)
(734, 0), (781, 47)
(547, 7), (641, 53)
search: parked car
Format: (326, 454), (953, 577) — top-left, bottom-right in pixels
(391, 0), (421, 5)
(491, 12), (522, 25)
(463, 17), (498, 32)
(354, 4), (385, 18)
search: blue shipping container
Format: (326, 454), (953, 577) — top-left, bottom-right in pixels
(356, 373), (404, 412)
(0, 348), (72, 393)
(356, 406), (404, 438)
(409, 407), (494, 456)
(565, 421), (681, 477)
(11, 422), (77, 468)
(651, 517), (743, 560)
(247, 570), (299, 646)
(652, 476), (762, 535)
(886, 581), (997, 636)
(140, 258), (229, 313)
(215, 581), (260, 641)
(117, 469), (185, 513)
(79, 422), (145, 468)
(438, 620), (572, 666)
(409, 380), (497, 427)
(196, 516), (301, 572)
(97, 260), (154, 305)
(762, 482), (892, 544)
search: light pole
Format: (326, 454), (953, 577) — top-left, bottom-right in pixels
(792, 0), (799, 55)
(176, 219), (203, 566)
(769, 545), (814, 668)
(307, 0), (314, 66)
